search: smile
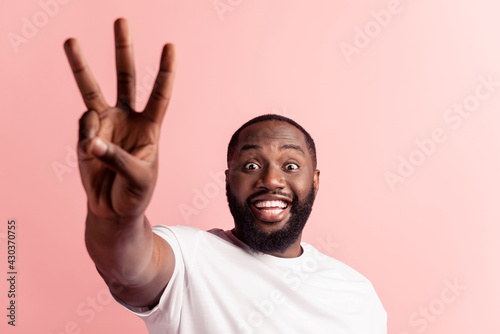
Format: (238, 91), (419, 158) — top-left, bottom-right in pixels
(251, 199), (291, 223)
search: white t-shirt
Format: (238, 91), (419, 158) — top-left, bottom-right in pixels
(112, 225), (387, 334)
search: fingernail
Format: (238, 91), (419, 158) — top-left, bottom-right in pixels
(92, 138), (107, 156)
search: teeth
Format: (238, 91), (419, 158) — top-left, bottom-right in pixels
(254, 200), (288, 209)
(261, 209), (283, 214)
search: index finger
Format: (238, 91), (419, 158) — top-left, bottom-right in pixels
(64, 38), (108, 112)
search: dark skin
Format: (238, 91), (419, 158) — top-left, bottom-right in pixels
(66, 18), (319, 309)
(65, 18), (176, 308)
(226, 120), (320, 258)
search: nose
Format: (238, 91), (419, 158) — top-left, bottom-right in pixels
(256, 165), (286, 191)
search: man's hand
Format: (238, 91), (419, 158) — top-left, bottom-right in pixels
(65, 18), (176, 220)
(64, 18), (177, 308)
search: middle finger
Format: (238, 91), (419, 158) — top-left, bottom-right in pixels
(114, 18), (136, 110)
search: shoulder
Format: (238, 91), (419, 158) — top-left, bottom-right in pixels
(151, 225), (209, 240)
(151, 225), (235, 249)
(301, 243), (386, 313)
(152, 224), (203, 235)
(301, 242), (374, 283)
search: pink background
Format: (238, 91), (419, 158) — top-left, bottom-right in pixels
(2, 0), (500, 333)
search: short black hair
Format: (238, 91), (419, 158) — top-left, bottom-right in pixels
(227, 114), (317, 169)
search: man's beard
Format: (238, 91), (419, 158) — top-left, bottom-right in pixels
(226, 183), (316, 254)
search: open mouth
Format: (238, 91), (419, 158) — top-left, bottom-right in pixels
(251, 199), (291, 223)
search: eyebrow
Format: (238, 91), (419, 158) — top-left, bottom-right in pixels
(239, 144), (305, 155)
(280, 144), (305, 155)
(239, 144), (262, 153)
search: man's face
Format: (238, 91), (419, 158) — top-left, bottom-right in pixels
(226, 120), (320, 255)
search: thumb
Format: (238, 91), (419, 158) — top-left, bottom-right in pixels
(78, 110), (100, 158)
(90, 137), (108, 157)
(88, 137), (148, 184)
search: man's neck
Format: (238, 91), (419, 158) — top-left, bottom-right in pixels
(231, 228), (303, 258)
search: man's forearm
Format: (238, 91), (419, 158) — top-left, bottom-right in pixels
(84, 209), (156, 288)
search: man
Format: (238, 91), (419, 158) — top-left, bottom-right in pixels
(65, 18), (387, 333)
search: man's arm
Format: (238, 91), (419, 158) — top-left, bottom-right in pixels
(85, 212), (175, 308)
(64, 18), (176, 308)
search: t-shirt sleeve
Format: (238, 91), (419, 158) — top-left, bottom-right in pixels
(108, 225), (186, 325)
(371, 286), (388, 333)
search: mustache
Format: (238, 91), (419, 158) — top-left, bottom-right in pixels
(246, 189), (295, 203)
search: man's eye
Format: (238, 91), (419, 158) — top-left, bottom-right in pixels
(244, 163), (260, 170)
(285, 163), (299, 170)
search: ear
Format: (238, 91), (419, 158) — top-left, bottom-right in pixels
(313, 169), (320, 197)
(225, 169), (229, 184)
